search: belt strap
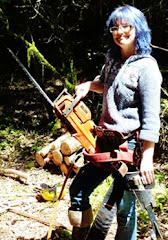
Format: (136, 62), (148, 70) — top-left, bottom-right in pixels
(94, 126), (136, 142)
(84, 150), (133, 164)
(84, 140), (134, 164)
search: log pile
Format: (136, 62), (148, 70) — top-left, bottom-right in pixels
(35, 132), (84, 175)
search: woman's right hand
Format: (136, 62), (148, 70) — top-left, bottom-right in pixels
(75, 81), (91, 99)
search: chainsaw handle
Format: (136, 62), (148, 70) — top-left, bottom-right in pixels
(63, 94), (82, 117)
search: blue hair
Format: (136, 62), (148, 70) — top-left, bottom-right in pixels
(106, 5), (152, 55)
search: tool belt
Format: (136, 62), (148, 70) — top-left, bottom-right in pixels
(94, 126), (136, 146)
(84, 127), (140, 176)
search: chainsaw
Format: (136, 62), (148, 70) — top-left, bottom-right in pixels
(53, 88), (97, 154)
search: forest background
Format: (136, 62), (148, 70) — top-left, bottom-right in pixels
(0, 0), (168, 239)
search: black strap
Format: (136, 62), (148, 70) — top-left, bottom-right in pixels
(87, 173), (163, 240)
(145, 204), (163, 239)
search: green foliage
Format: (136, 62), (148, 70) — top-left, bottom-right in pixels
(90, 175), (113, 215)
(23, 38), (59, 76)
(0, 125), (53, 165)
(152, 182), (168, 211)
(63, 59), (78, 94)
(162, 217), (168, 224)
(27, 41), (37, 68)
(25, 161), (35, 169)
(0, 7), (9, 29)
(0, 139), (8, 150)
(49, 229), (72, 240)
(155, 171), (165, 184)
(161, 97), (168, 118)
(0, 0), (11, 2)
(138, 210), (149, 225)
(47, 118), (61, 135)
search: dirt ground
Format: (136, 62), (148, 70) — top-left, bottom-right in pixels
(0, 167), (71, 240)
(0, 163), (167, 240)
(0, 165), (119, 240)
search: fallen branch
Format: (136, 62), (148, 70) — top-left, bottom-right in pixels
(0, 168), (28, 180)
(5, 206), (70, 230)
(0, 193), (37, 197)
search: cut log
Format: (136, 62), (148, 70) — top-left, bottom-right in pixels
(36, 145), (52, 158)
(60, 163), (69, 175)
(46, 152), (54, 165)
(52, 149), (63, 166)
(47, 152), (53, 160)
(43, 156), (52, 165)
(73, 166), (80, 174)
(35, 152), (45, 166)
(50, 132), (71, 150)
(64, 153), (77, 166)
(47, 151), (54, 165)
(35, 151), (54, 167)
(36, 132), (71, 157)
(35, 132), (71, 166)
(64, 154), (84, 174)
(61, 137), (82, 155)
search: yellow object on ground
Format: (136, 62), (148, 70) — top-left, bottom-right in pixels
(41, 184), (66, 201)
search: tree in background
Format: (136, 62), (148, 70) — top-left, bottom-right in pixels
(0, 0), (167, 79)
(0, 1), (167, 141)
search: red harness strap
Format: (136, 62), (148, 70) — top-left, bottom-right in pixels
(84, 141), (134, 165)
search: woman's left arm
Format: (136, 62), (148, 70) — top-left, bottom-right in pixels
(138, 58), (162, 185)
(140, 140), (155, 185)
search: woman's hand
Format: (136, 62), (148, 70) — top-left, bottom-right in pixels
(140, 141), (155, 185)
(75, 77), (104, 99)
(75, 81), (92, 99)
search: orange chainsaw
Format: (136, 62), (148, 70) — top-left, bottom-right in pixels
(53, 89), (98, 154)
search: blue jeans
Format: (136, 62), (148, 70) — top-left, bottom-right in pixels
(69, 139), (137, 240)
(115, 190), (136, 240)
(70, 163), (137, 240)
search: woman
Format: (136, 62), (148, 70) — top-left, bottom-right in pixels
(68, 5), (162, 240)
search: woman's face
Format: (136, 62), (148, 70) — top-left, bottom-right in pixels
(111, 20), (136, 49)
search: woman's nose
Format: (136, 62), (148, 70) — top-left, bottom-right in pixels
(117, 26), (124, 34)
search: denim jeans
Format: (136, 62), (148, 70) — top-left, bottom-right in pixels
(115, 190), (136, 240)
(69, 139), (137, 240)
(70, 163), (137, 240)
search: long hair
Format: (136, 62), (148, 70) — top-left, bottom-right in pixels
(106, 5), (152, 55)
